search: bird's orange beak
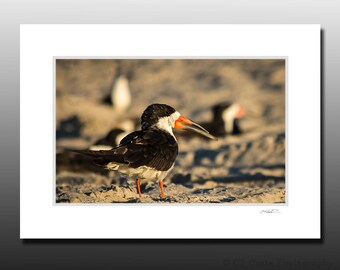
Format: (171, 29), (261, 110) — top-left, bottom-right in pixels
(174, 115), (192, 129)
(175, 115), (217, 140)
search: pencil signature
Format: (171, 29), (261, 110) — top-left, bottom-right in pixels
(260, 209), (280, 214)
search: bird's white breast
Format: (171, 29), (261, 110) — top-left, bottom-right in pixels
(106, 162), (174, 181)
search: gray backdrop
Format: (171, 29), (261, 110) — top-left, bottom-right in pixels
(0, 1), (336, 269)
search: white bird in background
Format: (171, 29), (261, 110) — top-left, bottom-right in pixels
(102, 70), (132, 115)
(111, 71), (131, 114)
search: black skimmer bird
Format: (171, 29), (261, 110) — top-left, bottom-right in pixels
(75, 104), (216, 199)
(103, 70), (131, 115)
(176, 102), (245, 139)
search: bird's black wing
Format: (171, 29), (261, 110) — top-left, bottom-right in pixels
(124, 129), (179, 171)
(75, 129), (178, 171)
(118, 130), (141, 146)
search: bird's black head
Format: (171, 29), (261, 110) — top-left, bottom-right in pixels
(140, 103), (218, 140)
(141, 104), (177, 129)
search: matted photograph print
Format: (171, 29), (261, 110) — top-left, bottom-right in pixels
(56, 59), (285, 204)
(21, 25), (320, 238)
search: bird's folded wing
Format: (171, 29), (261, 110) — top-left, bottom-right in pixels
(74, 129), (178, 171)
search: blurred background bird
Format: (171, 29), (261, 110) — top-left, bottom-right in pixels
(89, 117), (140, 150)
(103, 69), (131, 115)
(175, 101), (245, 139)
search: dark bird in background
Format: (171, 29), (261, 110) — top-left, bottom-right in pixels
(103, 70), (131, 115)
(176, 101), (245, 139)
(74, 104), (217, 199)
(90, 128), (127, 151)
(205, 102), (245, 136)
(89, 118), (140, 150)
(56, 115), (83, 139)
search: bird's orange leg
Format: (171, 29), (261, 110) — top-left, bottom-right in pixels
(136, 179), (142, 198)
(159, 180), (165, 199)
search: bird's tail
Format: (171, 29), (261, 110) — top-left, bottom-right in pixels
(72, 149), (123, 168)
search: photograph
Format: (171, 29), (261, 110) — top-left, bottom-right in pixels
(55, 59), (286, 204)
